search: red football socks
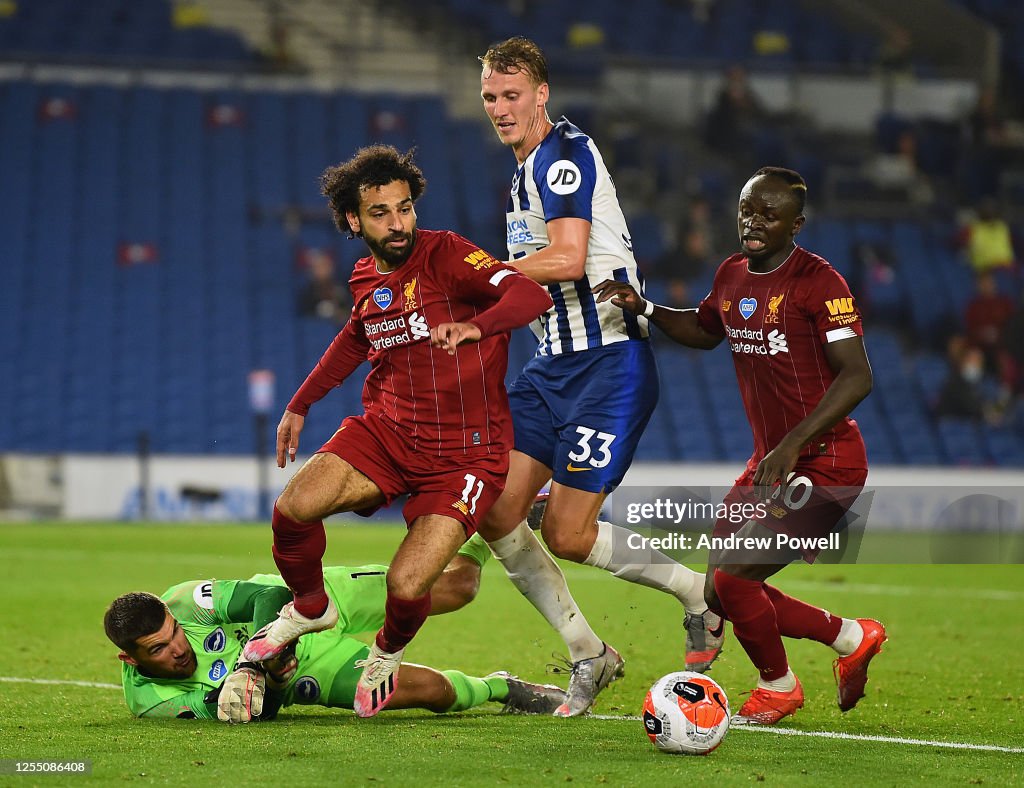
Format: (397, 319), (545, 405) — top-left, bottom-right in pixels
(764, 584), (843, 645)
(376, 591), (432, 653)
(714, 569), (789, 682)
(271, 504), (329, 618)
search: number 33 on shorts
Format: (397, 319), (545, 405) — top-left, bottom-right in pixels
(566, 426), (617, 471)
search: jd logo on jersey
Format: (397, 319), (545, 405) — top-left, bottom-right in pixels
(203, 628), (226, 653)
(547, 160), (582, 195)
(738, 298), (757, 319)
(373, 287), (393, 310)
(208, 659), (227, 681)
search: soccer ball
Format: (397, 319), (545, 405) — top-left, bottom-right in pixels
(642, 671), (730, 755)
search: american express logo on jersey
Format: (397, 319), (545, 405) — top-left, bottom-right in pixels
(507, 218), (533, 245)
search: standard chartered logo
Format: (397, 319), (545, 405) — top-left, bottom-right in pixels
(767, 329), (788, 355)
(409, 311), (430, 340)
(726, 325), (788, 356)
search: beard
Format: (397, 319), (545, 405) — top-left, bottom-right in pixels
(364, 228), (416, 267)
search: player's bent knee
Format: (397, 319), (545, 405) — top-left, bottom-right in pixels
(386, 567), (432, 601)
(447, 566), (481, 610)
(540, 524), (590, 563)
(275, 490), (322, 525)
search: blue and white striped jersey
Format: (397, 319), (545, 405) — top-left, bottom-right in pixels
(505, 117), (649, 356)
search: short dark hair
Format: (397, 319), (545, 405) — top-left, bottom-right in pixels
(752, 166), (807, 213)
(479, 36), (549, 87)
(104, 592), (168, 653)
(320, 145), (427, 238)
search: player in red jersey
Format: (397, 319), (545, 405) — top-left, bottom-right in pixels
(241, 145), (552, 718)
(593, 167), (886, 726)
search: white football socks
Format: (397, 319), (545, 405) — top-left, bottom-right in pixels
(830, 618), (864, 657)
(488, 521), (604, 662)
(584, 521), (708, 614)
(758, 668), (798, 693)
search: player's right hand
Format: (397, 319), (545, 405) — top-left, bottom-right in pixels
(592, 279), (645, 315)
(276, 410), (305, 467)
(217, 664), (266, 723)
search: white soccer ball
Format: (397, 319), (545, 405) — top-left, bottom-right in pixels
(642, 671), (731, 755)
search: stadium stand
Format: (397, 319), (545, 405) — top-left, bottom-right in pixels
(2, 1), (1023, 466)
(0, 0), (257, 67)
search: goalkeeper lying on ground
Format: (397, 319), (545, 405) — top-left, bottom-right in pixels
(103, 534), (565, 722)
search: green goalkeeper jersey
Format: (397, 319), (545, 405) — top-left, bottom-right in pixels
(120, 533), (491, 719)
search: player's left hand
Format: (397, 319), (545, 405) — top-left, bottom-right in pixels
(217, 664), (266, 723)
(753, 439), (802, 501)
(430, 322), (482, 355)
(592, 279), (645, 314)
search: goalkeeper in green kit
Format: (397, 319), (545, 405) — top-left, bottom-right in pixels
(103, 535), (565, 722)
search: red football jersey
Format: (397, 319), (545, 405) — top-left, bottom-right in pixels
(289, 229), (550, 457)
(697, 246), (867, 466)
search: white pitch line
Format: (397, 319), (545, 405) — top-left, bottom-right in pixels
(0, 676), (121, 690)
(590, 715), (1024, 753)
(557, 567), (1024, 602)
(5, 677), (1020, 753)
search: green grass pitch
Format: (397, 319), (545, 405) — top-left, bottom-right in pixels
(1, 523), (1022, 786)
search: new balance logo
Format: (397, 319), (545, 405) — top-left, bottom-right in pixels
(825, 298), (854, 316)
(767, 329), (788, 355)
(409, 311), (429, 340)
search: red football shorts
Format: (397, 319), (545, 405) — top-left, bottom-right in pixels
(713, 456), (868, 563)
(317, 413), (508, 536)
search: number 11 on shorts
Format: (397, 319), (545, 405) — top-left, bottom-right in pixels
(461, 474), (485, 514)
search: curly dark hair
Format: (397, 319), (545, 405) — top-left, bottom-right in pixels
(751, 166), (808, 213)
(320, 145), (427, 238)
(104, 591), (168, 653)
(479, 36), (549, 87)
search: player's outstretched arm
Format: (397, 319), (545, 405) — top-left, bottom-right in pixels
(593, 279), (722, 349)
(753, 336), (873, 495)
(281, 319), (370, 454)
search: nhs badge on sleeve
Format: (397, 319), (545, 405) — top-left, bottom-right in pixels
(738, 298), (758, 319)
(372, 287), (393, 310)
(208, 659), (227, 681)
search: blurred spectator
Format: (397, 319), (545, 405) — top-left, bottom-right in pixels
(935, 340), (1008, 424)
(264, 0), (297, 73)
(964, 271), (1015, 375)
(935, 343), (988, 422)
(961, 88), (1024, 199)
(958, 198), (1016, 273)
(651, 195), (717, 284)
(877, 26), (913, 75)
(665, 278), (690, 309)
(297, 249), (349, 323)
(704, 65), (767, 156)
(1000, 288), (1024, 397)
(865, 128), (934, 206)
